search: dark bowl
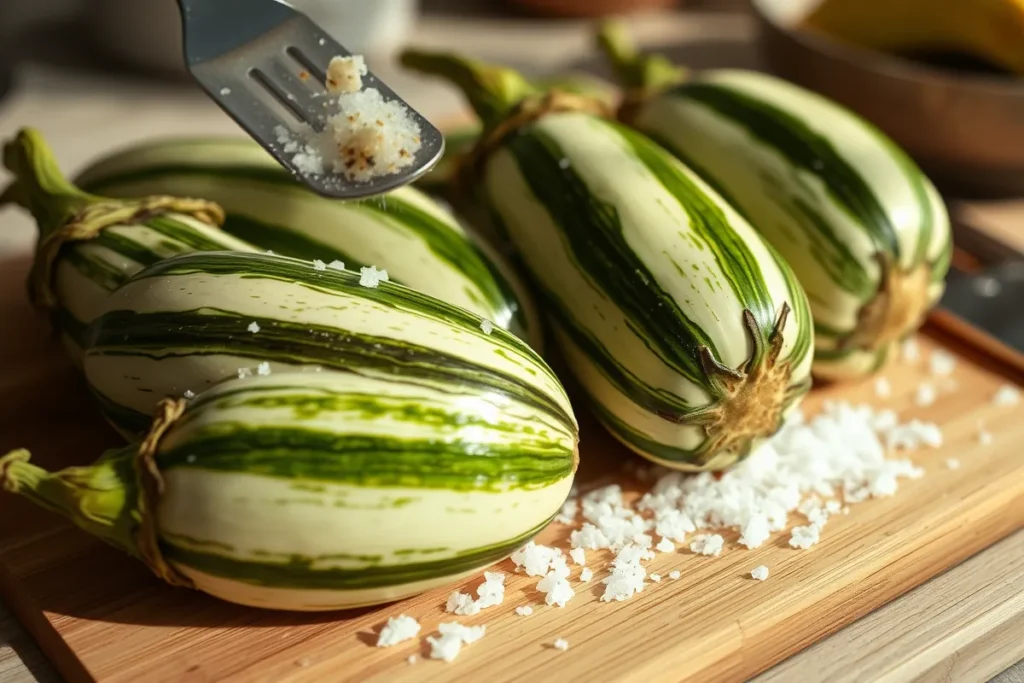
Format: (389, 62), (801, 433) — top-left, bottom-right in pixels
(750, 0), (1024, 198)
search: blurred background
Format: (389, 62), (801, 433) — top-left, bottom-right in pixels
(0, 0), (1022, 255)
(1, 0), (1022, 204)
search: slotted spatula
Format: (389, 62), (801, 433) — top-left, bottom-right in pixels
(176, 0), (444, 199)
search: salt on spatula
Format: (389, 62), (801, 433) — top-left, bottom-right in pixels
(176, 0), (444, 199)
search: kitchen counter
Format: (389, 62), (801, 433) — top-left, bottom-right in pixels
(1, 5), (1022, 682)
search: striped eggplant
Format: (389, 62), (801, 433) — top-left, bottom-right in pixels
(83, 250), (574, 442)
(0, 370), (577, 611)
(596, 22), (952, 380)
(0, 129), (256, 365)
(400, 51), (814, 472)
(75, 137), (542, 351)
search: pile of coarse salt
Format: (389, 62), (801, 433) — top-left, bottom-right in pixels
(372, 357), (1024, 663)
(274, 54), (422, 182)
(506, 399), (938, 604)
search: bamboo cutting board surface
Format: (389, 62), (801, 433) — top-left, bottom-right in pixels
(0, 251), (1022, 683)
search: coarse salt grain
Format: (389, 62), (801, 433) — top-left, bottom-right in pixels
(993, 384), (1021, 407)
(427, 623), (486, 663)
(439, 622), (486, 644)
(328, 260), (345, 271)
(256, 361), (272, 376)
(789, 524), (821, 549)
(553, 639), (569, 651)
(689, 534), (724, 556)
(237, 367), (252, 379)
(277, 54), (422, 182)
(874, 377), (891, 398)
(511, 542), (562, 577)
(580, 567), (594, 582)
(219, 87), (231, 95)
(359, 265), (389, 288)
(321, 88), (422, 181)
(247, 321), (260, 334)
(929, 350), (956, 376)
(655, 537), (675, 553)
(515, 605), (533, 616)
(668, 570), (681, 580)
(650, 573), (662, 582)
(325, 55), (367, 94)
(569, 547), (586, 566)
(738, 514), (771, 549)
(427, 635), (462, 662)
(537, 559), (574, 607)
(915, 383), (936, 406)
(312, 259), (327, 271)
(376, 614), (420, 647)
(600, 544), (648, 601)
(946, 458), (961, 470)
(407, 655), (417, 665)
(183, 389), (195, 399)
(750, 565), (770, 581)
(480, 319), (494, 335)
(476, 571), (506, 609)
(445, 591), (480, 616)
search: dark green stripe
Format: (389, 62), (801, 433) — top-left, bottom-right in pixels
(144, 214), (246, 253)
(84, 163), (531, 339)
(504, 119), (790, 392)
(758, 235), (814, 366)
(620, 124), (779, 341)
(222, 213), (361, 265)
(82, 162), (292, 193)
(674, 82), (904, 260)
(504, 123), (719, 387)
(90, 306), (569, 432)
(161, 514), (555, 591)
(354, 195), (524, 332)
(62, 248), (125, 293)
(158, 423), (572, 491)
(90, 251), (570, 426)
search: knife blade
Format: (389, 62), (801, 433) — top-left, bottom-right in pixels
(930, 217), (1024, 372)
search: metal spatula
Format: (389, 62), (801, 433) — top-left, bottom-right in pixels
(176, 0), (444, 199)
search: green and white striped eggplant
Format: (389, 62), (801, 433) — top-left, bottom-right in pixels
(400, 51), (814, 472)
(0, 129), (256, 366)
(83, 250), (574, 442)
(0, 370), (577, 611)
(75, 137), (542, 351)
(595, 22), (952, 380)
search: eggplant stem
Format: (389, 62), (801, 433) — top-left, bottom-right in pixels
(0, 447), (142, 559)
(845, 253), (934, 356)
(398, 50), (538, 130)
(595, 20), (688, 101)
(687, 303), (802, 468)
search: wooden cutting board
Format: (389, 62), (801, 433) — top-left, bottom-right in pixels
(0, 252), (1022, 683)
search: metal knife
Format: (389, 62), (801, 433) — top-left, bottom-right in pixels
(930, 217), (1024, 373)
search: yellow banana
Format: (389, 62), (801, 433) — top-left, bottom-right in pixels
(801, 0), (1024, 75)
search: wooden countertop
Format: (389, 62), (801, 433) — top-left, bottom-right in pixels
(0, 4), (1022, 681)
